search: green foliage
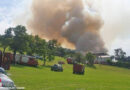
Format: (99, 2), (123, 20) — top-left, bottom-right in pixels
(10, 25), (28, 54)
(107, 60), (130, 69)
(107, 59), (113, 65)
(26, 35), (36, 55)
(55, 47), (76, 58)
(73, 53), (84, 63)
(46, 40), (59, 61)
(0, 25), (76, 66)
(86, 52), (95, 66)
(115, 48), (126, 61)
(6, 25), (28, 64)
(34, 35), (46, 56)
(34, 35), (48, 65)
(55, 47), (66, 57)
(0, 28), (13, 53)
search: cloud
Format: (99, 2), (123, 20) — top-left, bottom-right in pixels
(0, 20), (13, 34)
(0, 0), (32, 34)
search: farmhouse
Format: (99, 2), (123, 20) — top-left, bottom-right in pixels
(94, 53), (111, 64)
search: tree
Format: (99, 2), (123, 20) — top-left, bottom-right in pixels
(26, 35), (36, 56)
(55, 47), (66, 57)
(0, 28), (13, 62)
(114, 48), (126, 61)
(86, 52), (95, 66)
(74, 53), (84, 63)
(47, 40), (59, 61)
(0, 28), (13, 54)
(34, 35), (48, 65)
(10, 25), (28, 64)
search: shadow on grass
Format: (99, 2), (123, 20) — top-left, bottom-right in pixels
(86, 64), (97, 69)
(44, 65), (51, 68)
(37, 65), (52, 69)
(11, 64), (25, 68)
(11, 63), (53, 70)
(11, 64), (39, 69)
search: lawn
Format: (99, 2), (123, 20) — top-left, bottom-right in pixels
(7, 57), (130, 90)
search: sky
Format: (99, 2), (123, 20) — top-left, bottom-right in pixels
(0, 0), (32, 34)
(0, 0), (130, 55)
(100, 0), (130, 55)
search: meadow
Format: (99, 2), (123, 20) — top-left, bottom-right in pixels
(8, 57), (130, 90)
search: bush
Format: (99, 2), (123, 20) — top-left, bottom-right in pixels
(86, 52), (95, 66)
(107, 59), (112, 65)
(107, 60), (130, 69)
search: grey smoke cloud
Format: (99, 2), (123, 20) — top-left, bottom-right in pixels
(28, 0), (107, 53)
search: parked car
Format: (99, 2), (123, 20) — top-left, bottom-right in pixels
(0, 67), (7, 75)
(0, 74), (16, 90)
(51, 64), (63, 72)
(0, 87), (10, 90)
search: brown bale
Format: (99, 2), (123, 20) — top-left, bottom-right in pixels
(73, 64), (85, 74)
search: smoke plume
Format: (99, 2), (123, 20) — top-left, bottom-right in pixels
(28, 0), (107, 53)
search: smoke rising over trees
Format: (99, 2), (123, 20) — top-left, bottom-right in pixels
(28, 0), (107, 53)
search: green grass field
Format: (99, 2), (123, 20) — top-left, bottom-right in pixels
(7, 57), (130, 90)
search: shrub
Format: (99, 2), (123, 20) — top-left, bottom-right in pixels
(107, 60), (130, 69)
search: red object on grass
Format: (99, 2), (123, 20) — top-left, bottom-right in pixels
(67, 58), (73, 64)
(27, 58), (38, 66)
(58, 61), (65, 64)
(73, 64), (85, 74)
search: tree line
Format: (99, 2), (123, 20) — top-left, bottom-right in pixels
(0, 25), (60, 65)
(0, 25), (96, 66)
(107, 48), (130, 69)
